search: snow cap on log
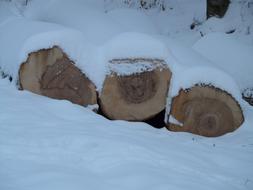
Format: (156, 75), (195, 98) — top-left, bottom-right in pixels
(0, 17), (93, 83)
(193, 33), (253, 106)
(0, 18), (97, 106)
(0, 1), (16, 26)
(96, 32), (171, 121)
(90, 32), (170, 91)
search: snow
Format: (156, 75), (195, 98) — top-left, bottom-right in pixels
(171, 66), (243, 102)
(24, 0), (123, 45)
(106, 8), (158, 34)
(83, 32), (170, 91)
(154, 35), (244, 116)
(153, 35), (243, 106)
(108, 59), (166, 76)
(168, 115), (183, 127)
(0, 78), (253, 190)
(0, 2), (16, 25)
(0, 1), (253, 190)
(101, 32), (170, 61)
(0, 17), (91, 84)
(193, 32), (253, 92)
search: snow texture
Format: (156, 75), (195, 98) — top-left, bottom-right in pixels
(0, 78), (253, 190)
(106, 8), (158, 34)
(24, 0), (123, 45)
(193, 32), (253, 92)
(108, 60), (166, 76)
(153, 35), (243, 105)
(0, 1), (253, 190)
(82, 32), (171, 91)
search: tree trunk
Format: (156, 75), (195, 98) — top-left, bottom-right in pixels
(166, 85), (244, 137)
(19, 46), (97, 106)
(207, 0), (230, 19)
(99, 58), (171, 121)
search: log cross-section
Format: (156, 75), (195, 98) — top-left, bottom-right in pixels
(99, 58), (172, 121)
(19, 46), (97, 106)
(166, 85), (244, 137)
(117, 70), (157, 104)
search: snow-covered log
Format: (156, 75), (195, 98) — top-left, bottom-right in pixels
(19, 46), (97, 106)
(99, 58), (171, 121)
(166, 85), (244, 137)
(0, 18), (97, 106)
(160, 38), (246, 137)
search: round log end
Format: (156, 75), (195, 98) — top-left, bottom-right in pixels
(166, 85), (244, 137)
(19, 46), (97, 106)
(99, 58), (172, 121)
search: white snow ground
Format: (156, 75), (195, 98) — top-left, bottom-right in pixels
(1, 1), (253, 190)
(1, 78), (253, 190)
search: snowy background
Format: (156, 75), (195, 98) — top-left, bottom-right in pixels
(0, 0), (253, 189)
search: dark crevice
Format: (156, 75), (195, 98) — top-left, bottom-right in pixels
(97, 103), (166, 129)
(143, 109), (166, 129)
(207, 0), (230, 19)
(226, 29), (236, 34)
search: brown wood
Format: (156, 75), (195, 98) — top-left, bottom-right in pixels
(166, 85), (244, 137)
(19, 46), (97, 106)
(99, 58), (172, 121)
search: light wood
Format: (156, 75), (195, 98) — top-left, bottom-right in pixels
(166, 85), (244, 137)
(99, 58), (172, 121)
(19, 46), (97, 106)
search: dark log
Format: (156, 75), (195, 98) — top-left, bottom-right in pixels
(19, 46), (97, 106)
(166, 85), (244, 137)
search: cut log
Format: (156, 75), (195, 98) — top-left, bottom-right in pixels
(99, 58), (172, 121)
(19, 46), (97, 106)
(166, 85), (244, 137)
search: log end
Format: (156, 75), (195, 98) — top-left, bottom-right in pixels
(99, 58), (172, 121)
(166, 85), (244, 137)
(19, 46), (97, 106)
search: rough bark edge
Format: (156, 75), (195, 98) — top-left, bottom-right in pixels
(181, 83), (244, 124)
(18, 46), (98, 106)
